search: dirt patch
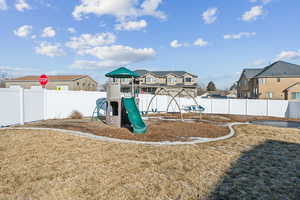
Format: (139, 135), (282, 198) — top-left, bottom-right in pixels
(21, 118), (229, 142)
(1, 124), (300, 200)
(149, 113), (300, 123)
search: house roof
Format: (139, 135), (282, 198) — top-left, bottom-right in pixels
(106, 67), (140, 78)
(7, 75), (91, 82)
(135, 70), (198, 78)
(243, 68), (263, 79)
(254, 61), (300, 78)
(283, 82), (300, 92)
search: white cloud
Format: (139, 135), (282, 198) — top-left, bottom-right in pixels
(72, 0), (166, 21)
(35, 42), (65, 57)
(72, 45), (156, 69)
(224, 32), (256, 40)
(170, 40), (183, 48)
(13, 25), (33, 38)
(71, 60), (115, 69)
(66, 32), (116, 51)
(0, 0), (7, 10)
(193, 38), (208, 47)
(41, 26), (56, 38)
(242, 6), (264, 21)
(250, 0), (272, 4)
(202, 8), (218, 24)
(115, 19), (147, 31)
(15, 0), (31, 12)
(67, 27), (77, 33)
(140, 0), (165, 19)
(275, 49), (300, 61)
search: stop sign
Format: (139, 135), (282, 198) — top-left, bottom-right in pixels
(39, 74), (48, 87)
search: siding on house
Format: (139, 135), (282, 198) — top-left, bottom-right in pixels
(237, 61), (300, 100)
(5, 75), (98, 91)
(133, 70), (199, 97)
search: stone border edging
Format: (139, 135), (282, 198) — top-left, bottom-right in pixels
(1, 122), (247, 146)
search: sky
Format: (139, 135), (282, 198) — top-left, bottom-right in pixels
(1, 0), (300, 89)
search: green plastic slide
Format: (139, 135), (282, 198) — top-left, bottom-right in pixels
(122, 97), (148, 134)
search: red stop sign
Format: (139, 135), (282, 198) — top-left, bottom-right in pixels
(39, 74), (48, 86)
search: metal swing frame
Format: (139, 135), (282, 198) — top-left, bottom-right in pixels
(145, 88), (202, 121)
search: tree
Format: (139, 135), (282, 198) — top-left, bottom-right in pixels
(229, 82), (237, 91)
(207, 81), (217, 91)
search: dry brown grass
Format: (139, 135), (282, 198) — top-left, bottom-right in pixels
(0, 124), (300, 200)
(149, 112), (300, 123)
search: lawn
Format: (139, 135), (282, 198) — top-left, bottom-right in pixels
(0, 124), (299, 200)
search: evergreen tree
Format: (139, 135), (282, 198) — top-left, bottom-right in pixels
(207, 81), (217, 91)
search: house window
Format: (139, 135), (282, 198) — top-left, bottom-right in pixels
(146, 77), (155, 83)
(77, 82), (79, 86)
(292, 92), (300, 99)
(277, 78), (281, 82)
(266, 92), (273, 99)
(185, 77), (192, 82)
(167, 77), (176, 83)
(253, 88), (258, 95)
(259, 78), (266, 85)
(121, 78), (129, 83)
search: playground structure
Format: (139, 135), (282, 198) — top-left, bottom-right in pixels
(92, 67), (147, 134)
(92, 67), (205, 132)
(145, 87), (205, 120)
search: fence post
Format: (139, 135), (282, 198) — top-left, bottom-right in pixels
(19, 88), (24, 125)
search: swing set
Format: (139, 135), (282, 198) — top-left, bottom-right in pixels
(145, 87), (205, 120)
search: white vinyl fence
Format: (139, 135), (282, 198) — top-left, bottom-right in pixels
(1, 87), (300, 127)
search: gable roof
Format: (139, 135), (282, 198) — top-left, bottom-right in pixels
(243, 68), (263, 79)
(7, 75), (93, 82)
(134, 70), (198, 78)
(254, 61), (300, 78)
(283, 82), (300, 92)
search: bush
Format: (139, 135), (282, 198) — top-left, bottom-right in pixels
(69, 110), (83, 119)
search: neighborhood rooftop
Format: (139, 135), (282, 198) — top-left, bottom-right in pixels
(7, 75), (89, 82)
(241, 61), (300, 80)
(254, 61), (300, 78)
(134, 70), (198, 77)
(242, 68), (263, 79)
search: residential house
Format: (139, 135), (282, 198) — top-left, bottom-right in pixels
(115, 70), (198, 96)
(237, 68), (262, 98)
(5, 75), (98, 91)
(237, 61), (300, 100)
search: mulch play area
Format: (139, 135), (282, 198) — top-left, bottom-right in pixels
(21, 117), (229, 142)
(20, 113), (300, 142)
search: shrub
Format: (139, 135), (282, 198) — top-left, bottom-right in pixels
(69, 110), (83, 119)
